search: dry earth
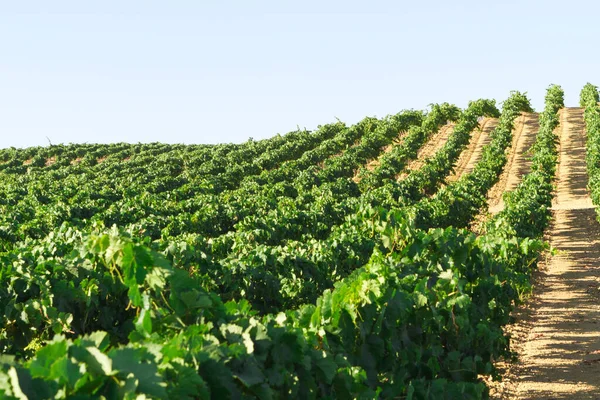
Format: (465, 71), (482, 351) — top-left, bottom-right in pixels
(488, 113), (539, 214)
(447, 117), (498, 182)
(490, 108), (600, 399)
(352, 127), (411, 182)
(396, 123), (454, 180)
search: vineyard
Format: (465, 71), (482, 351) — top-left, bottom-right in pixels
(0, 83), (599, 399)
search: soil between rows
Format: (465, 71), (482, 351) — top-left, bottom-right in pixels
(491, 108), (600, 399)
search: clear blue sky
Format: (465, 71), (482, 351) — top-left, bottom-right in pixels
(1, 1), (598, 148)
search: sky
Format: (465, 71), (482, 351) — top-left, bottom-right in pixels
(1, 0), (599, 148)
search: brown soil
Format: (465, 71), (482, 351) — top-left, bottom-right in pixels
(447, 117), (498, 182)
(490, 108), (600, 399)
(352, 129), (410, 183)
(396, 123), (454, 181)
(487, 113), (539, 213)
(45, 156), (56, 167)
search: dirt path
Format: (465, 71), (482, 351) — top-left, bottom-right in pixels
(493, 108), (600, 399)
(396, 123), (454, 180)
(447, 118), (498, 182)
(352, 128), (411, 182)
(487, 113), (539, 213)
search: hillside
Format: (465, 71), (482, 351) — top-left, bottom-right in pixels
(0, 84), (599, 399)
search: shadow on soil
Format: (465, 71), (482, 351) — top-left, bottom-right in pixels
(512, 204), (600, 398)
(494, 108), (600, 399)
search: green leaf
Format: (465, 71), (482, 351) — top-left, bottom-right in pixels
(121, 244), (153, 307)
(135, 295), (153, 337)
(6, 367), (54, 400)
(82, 331), (110, 351)
(315, 355), (337, 384)
(179, 291), (212, 309)
(110, 348), (166, 398)
(381, 235), (392, 250)
(235, 360), (265, 388)
(86, 347), (113, 376)
(7, 367), (29, 400)
(135, 308), (153, 337)
(414, 292), (428, 308)
(28, 339), (68, 378)
(49, 356), (82, 387)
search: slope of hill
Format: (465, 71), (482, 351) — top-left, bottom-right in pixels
(2, 84), (599, 399)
